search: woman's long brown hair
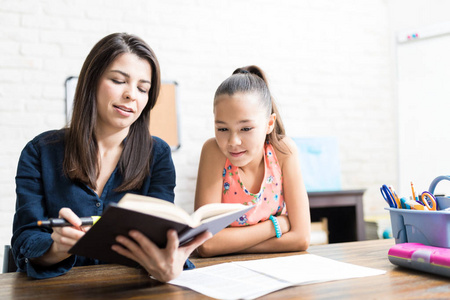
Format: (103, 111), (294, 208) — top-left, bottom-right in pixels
(64, 33), (161, 191)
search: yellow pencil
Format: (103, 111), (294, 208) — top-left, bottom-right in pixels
(389, 186), (401, 208)
(411, 182), (416, 201)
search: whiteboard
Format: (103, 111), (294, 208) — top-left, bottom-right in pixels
(65, 77), (180, 150)
(397, 33), (450, 195)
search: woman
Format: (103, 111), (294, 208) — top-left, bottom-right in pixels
(12, 32), (210, 281)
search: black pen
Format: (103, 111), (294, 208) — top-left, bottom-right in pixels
(37, 216), (101, 227)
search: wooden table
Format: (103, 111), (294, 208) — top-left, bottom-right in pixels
(1, 239), (449, 299)
(308, 189), (366, 243)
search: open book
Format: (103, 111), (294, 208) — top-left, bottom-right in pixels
(69, 193), (253, 267)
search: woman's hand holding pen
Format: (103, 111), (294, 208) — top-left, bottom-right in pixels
(51, 208), (91, 252)
(31, 208), (90, 266)
(112, 229), (212, 282)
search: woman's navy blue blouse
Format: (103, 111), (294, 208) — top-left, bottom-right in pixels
(12, 129), (194, 279)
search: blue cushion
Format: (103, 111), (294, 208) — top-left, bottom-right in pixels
(293, 137), (342, 192)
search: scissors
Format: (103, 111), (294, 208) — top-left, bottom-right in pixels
(388, 186), (401, 207)
(420, 191), (438, 211)
(380, 185), (399, 208)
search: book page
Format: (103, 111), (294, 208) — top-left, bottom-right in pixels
(192, 203), (251, 224)
(118, 194), (195, 226)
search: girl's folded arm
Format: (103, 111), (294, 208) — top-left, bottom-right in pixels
(196, 220), (278, 257)
(276, 137), (311, 250)
(238, 224), (309, 253)
(242, 138), (311, 253)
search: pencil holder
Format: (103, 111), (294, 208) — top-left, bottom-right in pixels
(387, 175), (450, 248)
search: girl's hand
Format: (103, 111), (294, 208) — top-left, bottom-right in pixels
(276, 215), (291, 234)
(112, 229), (212, 282)
(31, 207), (89, 266)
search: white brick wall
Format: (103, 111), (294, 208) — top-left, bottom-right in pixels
(0, 0), (396, 264)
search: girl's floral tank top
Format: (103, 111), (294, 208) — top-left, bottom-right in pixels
(222, 142), (286, 226)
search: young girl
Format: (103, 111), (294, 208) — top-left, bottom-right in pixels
(195, 65), (311, 257)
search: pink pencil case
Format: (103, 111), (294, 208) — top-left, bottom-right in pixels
(388, 243), (450, 277)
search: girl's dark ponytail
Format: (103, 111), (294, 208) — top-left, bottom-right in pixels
(220, 65), (288, 154)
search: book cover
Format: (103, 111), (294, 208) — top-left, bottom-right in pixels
(69, 202), (252, 267)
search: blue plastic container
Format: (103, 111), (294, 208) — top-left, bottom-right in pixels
(387, 176), (450, 248)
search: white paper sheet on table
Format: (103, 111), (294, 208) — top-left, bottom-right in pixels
(169, 254), (386, 300)
(169, 262), (291, 299)
(235, 254), (386, 284)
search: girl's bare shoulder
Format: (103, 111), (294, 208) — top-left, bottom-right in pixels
(201, 138), (227, 164)
(273, 136), (299, 165)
